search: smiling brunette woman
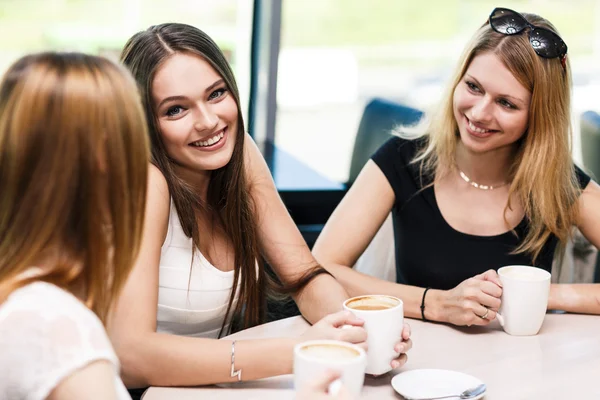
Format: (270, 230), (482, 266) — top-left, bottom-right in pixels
(109, 23), (412, 395)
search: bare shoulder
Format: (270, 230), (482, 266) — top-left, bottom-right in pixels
(243, 132), (261, 166)
(578, 179), (600, 216)
(576, 179), (600, 246)
(148, 164), (170, 199)
(579, 179), (600, 204)
(242, 133), (271, 184)
(242, 132), (259, 155)
(143, 164), (170, 242)
(583, 178), (600, 193)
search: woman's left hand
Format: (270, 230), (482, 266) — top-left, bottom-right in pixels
(391, 322), (412, 369)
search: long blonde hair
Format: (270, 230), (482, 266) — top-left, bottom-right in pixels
(405, 12), (578, 261)
(0, 52), (150, 324)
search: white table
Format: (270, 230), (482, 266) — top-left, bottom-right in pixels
(143, 314), (600, 399)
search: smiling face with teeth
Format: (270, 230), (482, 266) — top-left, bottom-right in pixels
(152, 52), (239, 179)
(453, 52), (531, 155)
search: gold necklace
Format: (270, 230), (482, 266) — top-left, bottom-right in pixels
(458, 169), (509, 191)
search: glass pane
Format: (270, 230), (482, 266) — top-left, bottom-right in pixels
(0, 0), (253, 118)
(276, 0), (600, 183)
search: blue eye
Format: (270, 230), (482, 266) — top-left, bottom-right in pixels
(208, 88), (227, 100)
(498, 99), (516, 109)
(166, 105), (185, 117)
(466, 81), (480, 92)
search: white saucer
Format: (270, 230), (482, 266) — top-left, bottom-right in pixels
(391, 369), (485, 400)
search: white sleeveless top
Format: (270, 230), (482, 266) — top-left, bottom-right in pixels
(157, 201), (238, 338)
(0, 282), (130, 400)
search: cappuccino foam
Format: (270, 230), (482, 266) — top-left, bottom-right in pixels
(345, 295), (400, 311)
(300, 344), (360, 361)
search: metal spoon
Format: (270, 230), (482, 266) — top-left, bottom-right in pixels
(405, 383), (487, 400)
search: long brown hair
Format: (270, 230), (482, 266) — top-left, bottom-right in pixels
(121, 23), (326, 335)
(0, 52), (150, 323)
(399, 12), (579, 262)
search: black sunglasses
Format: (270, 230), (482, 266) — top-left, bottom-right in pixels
(489, 7), (567, 68)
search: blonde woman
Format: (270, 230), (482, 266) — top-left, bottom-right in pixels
(313, 8), (600, 327)
(0, 52), (149, 399)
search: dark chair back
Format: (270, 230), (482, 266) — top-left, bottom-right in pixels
(581, 111), (600, 181)
(580, 110), (600, 283)
(348, 98), (423, 185)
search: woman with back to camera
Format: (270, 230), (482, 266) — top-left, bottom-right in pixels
(0, 52), (150, 399)
(109, 23), (412, 395)
(313, 8), (600, 327)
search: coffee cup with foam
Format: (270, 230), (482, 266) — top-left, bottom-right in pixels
(293, 340), (366, 396)
(343, 295), (404, 375)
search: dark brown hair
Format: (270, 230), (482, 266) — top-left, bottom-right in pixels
(0, 52), (150, 323)
(121, 23), (327, 335)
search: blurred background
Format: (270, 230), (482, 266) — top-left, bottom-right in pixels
(2, 0), (600, 245)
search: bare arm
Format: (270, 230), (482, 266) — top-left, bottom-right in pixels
(108, 165), (297, 387)
(47, 361), (119, 400)
(313, 161), (502, 326)
(244, 134), (350, 322)
(108, 165), (363, 387)
(549, 180), (600, 314)
(312, 161), (427, 318)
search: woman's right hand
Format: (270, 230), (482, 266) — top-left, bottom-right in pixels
(295, 370), (354, 400)
(300, 310), (367, 350)
(435, 269), (503, 326)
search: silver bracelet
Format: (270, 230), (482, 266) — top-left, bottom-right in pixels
(230, 340), (242, 381)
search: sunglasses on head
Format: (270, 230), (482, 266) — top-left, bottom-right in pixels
(489, 7), (568, 69)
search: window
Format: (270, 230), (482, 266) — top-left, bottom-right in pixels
(0, 0), (253, 118)
(275, 0), (600, 183)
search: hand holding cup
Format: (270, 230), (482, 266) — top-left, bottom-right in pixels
(343, 295), (407, 375)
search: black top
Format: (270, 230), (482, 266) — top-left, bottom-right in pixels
(371, 137), (591, 290)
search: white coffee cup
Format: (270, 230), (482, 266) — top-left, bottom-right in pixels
(343, 294), (404, 375)
(293, 340), (366, 397)
(497, 265), (551, 336)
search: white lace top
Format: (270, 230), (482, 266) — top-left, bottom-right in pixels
(157, 201), (239, 338)
(0, 282), (130, 400)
